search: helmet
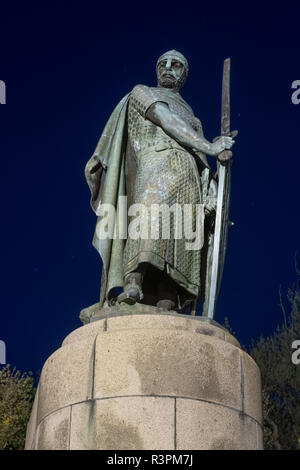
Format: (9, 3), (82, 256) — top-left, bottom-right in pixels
(156, 50), (189, 89)
(156, 50), (189, 73)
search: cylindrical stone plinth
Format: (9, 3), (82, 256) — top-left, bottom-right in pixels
(25, 306), (263, 450)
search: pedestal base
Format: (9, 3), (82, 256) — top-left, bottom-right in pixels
(25, 305), (263, 450)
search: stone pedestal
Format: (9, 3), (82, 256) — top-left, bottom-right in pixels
(25, 305), (263, 450)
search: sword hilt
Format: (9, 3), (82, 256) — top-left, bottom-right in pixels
(218, 149), (232, 163)
(212, 130), (238, 142)
(213, 129), (238, 163)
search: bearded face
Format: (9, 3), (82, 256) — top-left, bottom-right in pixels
(157, 57), (187, 91)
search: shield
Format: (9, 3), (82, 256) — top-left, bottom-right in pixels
(204, 58), (235, 320)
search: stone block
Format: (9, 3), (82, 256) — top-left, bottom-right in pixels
(37, 337), (95, 423)
(62, 317), (106, 346)
(36, 407), (71, 450)
(93, 328), (243, 412)
(242, 352), (263, 424)
(176, 398), (263, 450)
(25, 385), (39, 450)
(69, 397), (175, 450)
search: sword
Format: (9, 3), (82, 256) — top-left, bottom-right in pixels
(206, 58), (236, 321)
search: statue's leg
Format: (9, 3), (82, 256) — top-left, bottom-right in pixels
(156, 273), (177, 311)
(156, 271), (196, 313)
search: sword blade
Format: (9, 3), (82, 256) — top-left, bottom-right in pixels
(221, 58), (231, 136)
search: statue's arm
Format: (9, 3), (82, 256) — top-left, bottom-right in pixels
(146, 102), (234, 157)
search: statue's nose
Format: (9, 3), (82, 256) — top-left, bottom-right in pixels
(166, 58), (172, 69)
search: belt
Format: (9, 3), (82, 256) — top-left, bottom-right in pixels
(140, 141), (185, 155)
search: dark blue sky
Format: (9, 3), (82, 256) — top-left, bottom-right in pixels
(1, 2), (299, 377)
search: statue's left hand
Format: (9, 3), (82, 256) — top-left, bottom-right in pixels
(210, 136), (235, 156)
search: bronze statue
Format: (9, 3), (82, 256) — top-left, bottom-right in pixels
(85, 50), (235, 317)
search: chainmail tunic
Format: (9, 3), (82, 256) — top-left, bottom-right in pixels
(123, 85), (207, 296)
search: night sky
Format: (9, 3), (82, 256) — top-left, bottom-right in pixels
(1, 2), (299, 378)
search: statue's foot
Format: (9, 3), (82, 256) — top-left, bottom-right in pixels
(156, 299), (176, 311)
(118, 272), (144, 305)
(117, 287), (141, 305)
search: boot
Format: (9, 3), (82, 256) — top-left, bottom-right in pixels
(117, 272), (143, 305)
(156, 299), (176, 311)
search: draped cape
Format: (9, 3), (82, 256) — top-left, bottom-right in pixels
(85, 94), (130, 307)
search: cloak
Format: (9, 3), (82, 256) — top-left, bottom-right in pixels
(85, 94), (130, 307)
